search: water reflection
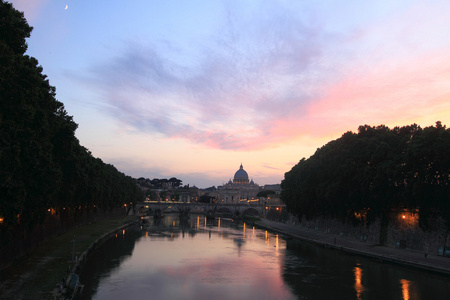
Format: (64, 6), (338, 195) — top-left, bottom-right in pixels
(282, 238), (450, 300)
(79, 215), (450, 300)
(77, 228), (141, 300)
(353, 264), (364, 300)
(400, 278), (420, 300)
(79, 216), (292, 300)
(400, 279), (410, 300)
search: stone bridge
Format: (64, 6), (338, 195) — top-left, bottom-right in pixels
(134, 202), (265, 218)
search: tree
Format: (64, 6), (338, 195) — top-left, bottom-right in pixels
(199, 195), (215, 203)
(281, 122), (450, 234)
(0, 1), (144, 253)
(169, 177), (182, 187)
(1, 0), (61, 229)
(257, 190), (276, 198)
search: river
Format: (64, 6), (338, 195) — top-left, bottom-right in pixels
(78, 215), (450, 300)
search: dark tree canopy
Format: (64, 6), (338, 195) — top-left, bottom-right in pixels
(281, 122), (450, 229)
(136, 177), (183, 189)
(0, 1), (32, 55)
(257, 190), (276, 197)
(0, 1), (143, 245)
(199, 195), (215, 203)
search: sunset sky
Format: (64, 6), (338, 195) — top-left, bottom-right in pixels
(10, 0), (450, 188)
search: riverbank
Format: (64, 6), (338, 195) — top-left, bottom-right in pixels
(255, 218), (450, 276)
(0, 215), (137, 300)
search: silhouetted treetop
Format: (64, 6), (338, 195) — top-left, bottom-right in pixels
(0, 1), (32, 55)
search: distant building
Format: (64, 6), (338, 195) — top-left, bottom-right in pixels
(262, 184), (281, 194)
(258, 184), (282, 205)
(216, 164), (260, 203)
(163, 185), (200, 203)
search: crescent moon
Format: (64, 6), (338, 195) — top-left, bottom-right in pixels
(65, 5), (68, 10)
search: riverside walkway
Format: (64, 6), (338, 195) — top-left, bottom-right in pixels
(255, 219), (450, 276)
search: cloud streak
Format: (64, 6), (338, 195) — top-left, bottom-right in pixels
(84, 4), (333, 150)
(80, 1), (450, 152)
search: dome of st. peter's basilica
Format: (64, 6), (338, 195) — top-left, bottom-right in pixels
(233, 163), (249, 184)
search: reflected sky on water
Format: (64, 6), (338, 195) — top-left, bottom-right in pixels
(78, 216), (450, 300)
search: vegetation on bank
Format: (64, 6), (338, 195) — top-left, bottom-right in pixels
(0, 1), (143, 264)
(257, 190), (277, 198)
(281, 122), (450, 232)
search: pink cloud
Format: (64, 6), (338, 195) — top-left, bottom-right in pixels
(227, 47), (450, 150)
(305, 50), (450, 134)
(104, 42), (450, 152)
(9, 0), (49, 22)
(79, 1), (450, 152)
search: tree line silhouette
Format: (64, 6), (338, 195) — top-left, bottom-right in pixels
(0, 1), (143, 256)
(281, 122), (450, 231)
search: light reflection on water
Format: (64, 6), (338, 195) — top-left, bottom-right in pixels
(78, 215), (450, 300)
(354, 264), (364, 300)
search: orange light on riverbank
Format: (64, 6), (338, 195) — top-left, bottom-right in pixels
(398, 210), (418, 227)
(0, 217), (3, 224)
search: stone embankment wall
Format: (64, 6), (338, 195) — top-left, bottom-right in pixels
(63, 220), (138, 299)
(282, 213), (449, 255)
(385, 215), (448, 254)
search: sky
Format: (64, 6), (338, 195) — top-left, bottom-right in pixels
(9, 0), (450, 188)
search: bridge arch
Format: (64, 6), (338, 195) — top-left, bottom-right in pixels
(216, 207), (233, 215)
(241, 207), (260, 217)
(134, 204), (148, 216)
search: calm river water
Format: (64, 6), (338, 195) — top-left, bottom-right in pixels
(78, 215), (450, 300)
